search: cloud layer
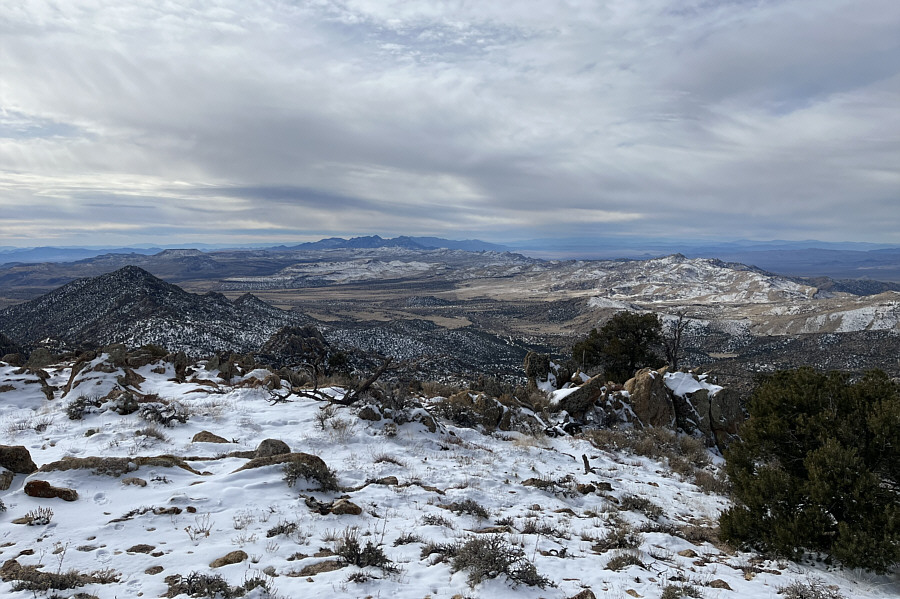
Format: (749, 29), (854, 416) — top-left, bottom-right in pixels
(2, 1), (899, 245)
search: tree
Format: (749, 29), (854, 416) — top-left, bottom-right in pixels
(662, 311), (688, 370)
(719, 368), (900, 572)
(571, 311), (662, 382)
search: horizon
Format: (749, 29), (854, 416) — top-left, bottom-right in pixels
(2, 2), (899, 246)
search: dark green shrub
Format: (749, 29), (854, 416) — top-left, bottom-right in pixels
(572, 312), (662, 382)
(720, 368), (900, 572)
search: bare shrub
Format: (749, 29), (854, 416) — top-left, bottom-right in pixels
(619, 494), (664, 520)
(138, 400), (189, 427)
(444, 498), (490, 519)
(335, 527), (396, 571)
(451, 535), (551, 588)
(606, 550), (645, 571)
(66, 395), (103, 420)
(591, 519), (642, 553)
(282, 460), (339, 492)
(661, 583), (703, 598)
(778, 577), (848, 599)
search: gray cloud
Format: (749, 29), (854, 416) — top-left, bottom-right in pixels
(1, 0), (898, 246)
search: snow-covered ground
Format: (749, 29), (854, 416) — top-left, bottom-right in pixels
(0, 359), (896, 598)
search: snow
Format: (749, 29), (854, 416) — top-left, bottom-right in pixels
(0, 360), (896, 599)
(664, 372), (723, 398)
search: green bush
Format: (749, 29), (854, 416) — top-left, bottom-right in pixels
(720, 368), (900, 572)
(572, 311), (662, 382)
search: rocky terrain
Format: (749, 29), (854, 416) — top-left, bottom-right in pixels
(0, 347), (895, 599)
(1, 248), (899, 381)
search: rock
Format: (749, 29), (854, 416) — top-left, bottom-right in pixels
(553, 374), (607, 419)
(0, 467), (14, 490)
(569, 591), (597, 599)
(24, 479), (78, 501)
(331, 498), (362, 515)
(0, 445), (38, 474)
(172, 351), (189, 382)
(102, 343), (128, 366)
(624, 368), (676, 428)
(116, 367), (146, 390)
(204, 354), (220, 371)
(374, 476), (398, 485)
(145, 566), (164, 575)
(233, 452), (329, 475)
(677, 549), (698, 558)
(358, 405), (382, 421)
(255, 438), (291, 457)
(709, 579), (732, 590)
(297, 560), (344, 576)
(595, 481), (613, 492)
(192, 431), (230, 444)
(261, 325), (329, 366)
(122, 477), (148, 487)
(2, 353), (24, 367)
(440, 391), (504, 429)
(209, 550), (247, 568)
(576, 483), (596, 494)
(127, 544), (155, 553)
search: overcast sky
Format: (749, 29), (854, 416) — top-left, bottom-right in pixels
(1, 1), (899, 247)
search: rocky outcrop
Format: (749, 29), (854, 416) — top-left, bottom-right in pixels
(624, 368), (676, 428)
(192, 431), (230, 444)
(255, 438), (290, 457)
(552, 375), (606, 419)
(0, 445), (37, 474)
(24, 479), (78, 501)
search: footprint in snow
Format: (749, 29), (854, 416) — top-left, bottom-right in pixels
(95, 549), (111, 564)
(93, 492), (109, 505)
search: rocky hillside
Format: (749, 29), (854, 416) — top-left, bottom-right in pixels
(0, 266), (307, 355)
(0, 350), (891, 599)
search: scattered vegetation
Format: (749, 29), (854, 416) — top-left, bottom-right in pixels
(282, 460), (340, 492)
(335, 528), (396, 572)
(451, 535), (552, 588)
(619, 494), (664, 520)
(660, 583), (703, 599)
(66, 395), (103, 420)
(605, 550), (645, 571)
(443, 498), (490, 519)
(778, 576), (848, 599)
(25, 506), (54, 525)
(165, 571), (274, 598)
(138, 400), (189, 427)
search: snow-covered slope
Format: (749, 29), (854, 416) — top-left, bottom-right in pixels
(0, 359), (894, 599)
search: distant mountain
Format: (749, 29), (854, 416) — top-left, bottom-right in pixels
(278, 235), (508, 252)
(0, 246), (164, 265)
(0, 266), (305, 355)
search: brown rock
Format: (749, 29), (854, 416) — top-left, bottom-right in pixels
(553, 374), (606, 419)
(127, 544), (155, 553)
(233, 452), (329, 474)
(331, 498), (362, 515)
(677, 549), (698, 558)
(297, 560), (344, 576)
(255, 438), (291, 457)
(145, 565), (164, 575)
(709, 579), (732, 590)
(209, 550), (247, 568)
(24, 479), (78, 501)
(358, 405), (382, 421)
(192, 430), (229, 444)
(122, 477), (148, 487)
(374, 476), (398, 485)
(624, 368), (675, 428)
(569, 591), (597, 599)
(576, 483), (596, 494)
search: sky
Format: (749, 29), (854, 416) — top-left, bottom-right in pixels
(1, 0), (899, 247)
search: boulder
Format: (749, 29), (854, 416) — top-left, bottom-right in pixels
(624, 368), (675, 428)
(192, 431), (230, 444)
(2, 353), (24, 367)
(331, 498), (363, 515)
(552, 374), (606, 419)
(24, 479), (78, 501)
(524, 351), (552, 387)
(210, 550), (247, 568)
(0, 445), (37, 474)
(255, 438), (291, 457)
